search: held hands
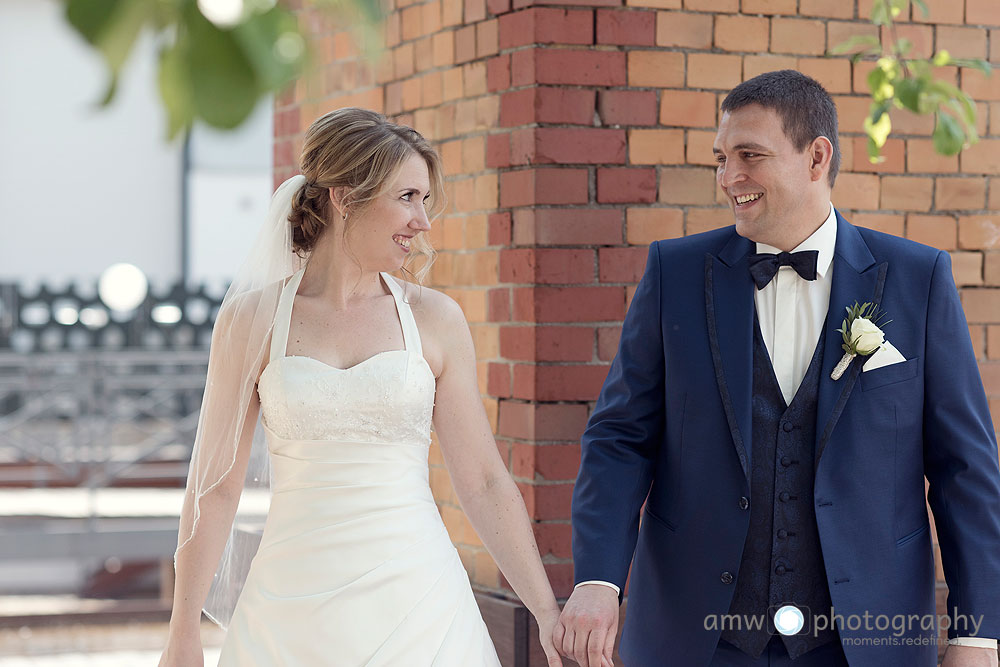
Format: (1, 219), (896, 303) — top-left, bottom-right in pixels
(535, 607), (566, 667)
(553, 584), (619, 667)
(942, 645), (999, 667)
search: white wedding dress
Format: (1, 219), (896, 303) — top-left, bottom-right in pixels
(217, 267), (502, 666)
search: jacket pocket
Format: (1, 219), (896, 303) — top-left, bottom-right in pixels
(859, 356), (920, 392)
(895, 523), (929, 547)
(644, 505), (677, 532)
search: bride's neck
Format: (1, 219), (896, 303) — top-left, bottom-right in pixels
(298, 241), (384, 308)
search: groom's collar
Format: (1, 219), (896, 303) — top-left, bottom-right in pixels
(717, 203), (875, 274)
(754, 202), (836, 279)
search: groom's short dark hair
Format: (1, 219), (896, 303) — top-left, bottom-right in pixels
(721, 70), (840, 187)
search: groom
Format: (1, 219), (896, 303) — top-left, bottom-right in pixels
(556, 70), (1000, 667)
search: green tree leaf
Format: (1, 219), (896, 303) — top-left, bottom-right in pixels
(932, 112), (965, 155)
(184, 5), (258, 130)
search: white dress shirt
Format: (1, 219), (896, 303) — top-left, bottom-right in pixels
(575, 203), (995, 648)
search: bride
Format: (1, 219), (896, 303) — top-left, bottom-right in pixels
(158, 108), (564, 666)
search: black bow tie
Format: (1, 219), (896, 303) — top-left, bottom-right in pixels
(747, 250), (820, 290)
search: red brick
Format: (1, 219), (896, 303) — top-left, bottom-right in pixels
(687, 207), (734, 234)
(959, 216), (1000, 250)
(629, 128), (685, 164)
(628, 51), (686, 87)
(935, 179), (987, 212)
(488, 287), (511, 321)
(598, 90), (659, 126)
(741, 0), (795, 13)
(486, 54), (510, 92)
(486, 133), (511, 168)
(500, 168), (590, 207)
(961, 140), (1000, 176)
(906, 215), (958, 251)
(529, 128), (627, 164)
(525, 446), (582, 482)
(936, 26), (988, 60)
(531, 364), (610, 401)
(826, 21), (878, 57)
(799, 0), (853, 18)
(687, 129), (720, 166)
(796, 57), (852, 94)
(598, 325), (622, 360)
(852, 213), (904, 237)
(501, 326), (594, 361)
(659, 167), (717, 205)
(771, 18), (826, 55)
(597, 168), (658, 203)
(498, 8), (594, 49)
(683, 0), (738, 11)
(487, 0), (511, 14)
(500, 248), (596, 284)
(881, 176), (934, 212)
(912, 0), (964, 25)
(628, 0), (680, 7)
(599, 247), (649, 283)
(656, 11), (713, 48)
(513, 0), (617, 8)
(832, 173), (880, 210)
(597, 9), (655, 46)
(488, 212), (511, 246)
(715, 15), (769, 52)
(516, 481), (575, 521)
(498, 402), (590, 440)
(513, 48), (627, 86)
(962, 290), (1000, 323)
(626, 207), (685, 243)
(466, 0), (487, 22)
(851, 137), (905, 173)
(951, 252), (984, 287)
(454, 25), (476, 64)
(488, 362), (511, 397)
(907, 139), (959, 173)
(500, 87), (596, 126)
(687, 53), (742, 89)
(512, 209), (624, 245)
(659, 89), (717, 127)
(966, 0), (1000, 26)
(516, 286), (626, 322)
(744, 54), (799, 80)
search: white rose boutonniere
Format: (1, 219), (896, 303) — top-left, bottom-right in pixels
(831, 301), (892, 380)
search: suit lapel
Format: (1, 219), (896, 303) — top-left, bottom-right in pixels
(705, 231), (755, 482)
(814, 213), (887, 469)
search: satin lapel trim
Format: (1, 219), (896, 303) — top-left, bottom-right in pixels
(815, 215), (887, 471)
(705, 232), (755, 481)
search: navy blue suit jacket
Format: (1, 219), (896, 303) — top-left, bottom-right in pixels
(571, 212), (1000, 666)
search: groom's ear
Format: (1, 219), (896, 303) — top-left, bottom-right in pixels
(808, 136), (834, 186)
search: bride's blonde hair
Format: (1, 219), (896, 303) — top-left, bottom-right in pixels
(289, 108), (444, 284)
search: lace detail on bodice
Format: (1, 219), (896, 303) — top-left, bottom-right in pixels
(257, 352), (434, 445)
(255, 269), (436, 446)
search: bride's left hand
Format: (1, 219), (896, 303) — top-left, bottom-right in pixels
(536, 607), (565, 667)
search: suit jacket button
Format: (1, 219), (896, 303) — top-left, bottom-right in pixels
(721, 571), (734, 584)
(739, 496), (749, 510)
(779, 491), (791, 502)
(782, 421), (794, 432)
(775, 564), (787, 575)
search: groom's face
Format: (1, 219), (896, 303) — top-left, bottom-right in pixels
(713, 104), (815, 244)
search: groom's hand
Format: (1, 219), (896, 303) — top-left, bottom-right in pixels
(942, 645), (998, 667)
(554, 584), (619, 667)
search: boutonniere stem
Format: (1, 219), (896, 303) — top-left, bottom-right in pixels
(831, 301), (892, 381)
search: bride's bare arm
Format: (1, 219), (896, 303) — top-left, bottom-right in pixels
(422, 291), (562, 665)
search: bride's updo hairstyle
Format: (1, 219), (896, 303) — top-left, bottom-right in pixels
(289, 108), (445, 282)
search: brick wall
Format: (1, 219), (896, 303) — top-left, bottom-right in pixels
(275, 0), (1000, 645)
